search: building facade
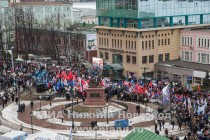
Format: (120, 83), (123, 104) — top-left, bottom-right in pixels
(97, 26), (183, 78)
(96, 0), (210, 78)
(9, 1), (75, 26)
(180, 29), (210, 64)
(97, 0), (210, 29)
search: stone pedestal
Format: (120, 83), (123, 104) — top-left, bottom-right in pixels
(84, 87), (106, 106)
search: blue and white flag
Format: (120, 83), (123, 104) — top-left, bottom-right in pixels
(69, 128), (73, 140)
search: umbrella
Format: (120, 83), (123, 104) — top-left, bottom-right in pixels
(15, 58), (24, 62)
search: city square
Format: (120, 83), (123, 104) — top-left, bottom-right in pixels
(0, 0), (210, 140)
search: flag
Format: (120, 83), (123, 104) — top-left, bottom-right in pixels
(148, 81), (153, 88)
(69, 128), (73, 140)
(68, 71), (73, 80)
(162, 85), (170, 95)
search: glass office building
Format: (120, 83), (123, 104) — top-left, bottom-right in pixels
(96, 0), (210, 28)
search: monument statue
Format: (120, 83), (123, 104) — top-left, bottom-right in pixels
(89, 75), (102, 88)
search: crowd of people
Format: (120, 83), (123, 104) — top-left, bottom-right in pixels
(0, 57), (209, 140)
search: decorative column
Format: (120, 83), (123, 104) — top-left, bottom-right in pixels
(153, 17), (157, 28)
(170, 16), (173, 27)
(138, 19), (142, 29)
(200, 14), (203, 24)
(185, 15), (189, 25)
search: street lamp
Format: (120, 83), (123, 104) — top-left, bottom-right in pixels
(39, 95), (42, 111)
(94, 125), (98, 140)
(144, 97), (147, 119)
(11, 47), (14, 73)
(140, 67), (150, 95)
(106, 102), (109, 124)
(71, 87), (75, 130)
(30, 111), (33, 134)
(49, 89), (52, 106)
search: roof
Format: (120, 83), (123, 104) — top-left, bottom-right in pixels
(155, 59), (210, 72)
(103, 64), (123, 71)
(0, 130), (27, 137)
(123, 128), (169, 140)
(9, 1), (71, 6)
(95, 23), (210, 32)
(72, 8), (82, 12)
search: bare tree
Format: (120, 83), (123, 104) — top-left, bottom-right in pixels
(45, 14), (61, 65)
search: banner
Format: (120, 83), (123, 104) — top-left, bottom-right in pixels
(86, 34), (97, 51)
(92, 57), (103, 69)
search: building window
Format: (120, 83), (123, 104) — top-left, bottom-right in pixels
(158, 54), (163, 61)
(165, 39), (167, 45)
(100, 52), (103, 58)
(158, 39), (160, 46)
(190, 37), (192, 46)
(105, 52), (109, 60)
(168, 38), (170, 45)
(165, 53), (170, 61)
(149, 55), (154, 63)
(132, 56), (136, 64)
(126, 55), (131, 63)
(201, 53), (206, 63)
(182, 37), (184, 45)
(142, 56), (147, 64)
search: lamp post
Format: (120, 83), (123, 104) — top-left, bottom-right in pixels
(71, 87), (75, 130)
(11, 47), (14, 73)
(144, 97), (147, 119)
(94, 125), (98, 140)
(49, 89), (52, 106)
(106, 102), (109, 124)
(39, 95), (42, 111)
(30, 111), (33, 134)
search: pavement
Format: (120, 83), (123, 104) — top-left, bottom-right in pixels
(0, 99), (188, 140)
(0, 97), (189, 140)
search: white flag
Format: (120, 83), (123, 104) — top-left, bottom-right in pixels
(69, 128), (73, 140)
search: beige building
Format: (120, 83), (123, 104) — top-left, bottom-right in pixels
(95, 24), (210, 78)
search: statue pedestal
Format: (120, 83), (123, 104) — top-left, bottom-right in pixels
(84, 87), (106, 106)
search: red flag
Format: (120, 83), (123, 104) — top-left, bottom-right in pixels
(148, 81), (153, 88)
(81, 79), (85, 86)
(68, 71), (73, 80)
(197, 85), (201, 92)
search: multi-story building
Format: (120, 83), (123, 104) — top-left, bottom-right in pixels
(96, 0), (210, 79)
(9, 1), (75, 26)
(180, 29), (210, 64)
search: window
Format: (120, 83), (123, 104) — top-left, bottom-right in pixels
(168, 38), (170, 45)
(190, 37), (192, 46)
(100, 52), (103, 58)
(185, 52), (189, 61)
(149, 55), (154, 63)
(182, 51), (184, 60)
(165, 53), (170, 61)
(126, 55), (131, 63)
(202, 53), (206, 63)
(165, 39), (167, 45)
(162, 39), (164, 45)
(158, 54), (163, 61)
(198, 53), (200, 62)
(142, 56), (147, 64)
(182, 37), (184, 45)
(105, 52), (109, 60)
(132, 56), (136, 64)
(158, 39), (160, 46)
(152, 40), (154, 48)
(142, 41), (144, 48)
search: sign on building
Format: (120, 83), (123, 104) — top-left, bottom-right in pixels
(86, 34), (97, 51)
(92, 57), (103, 69)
